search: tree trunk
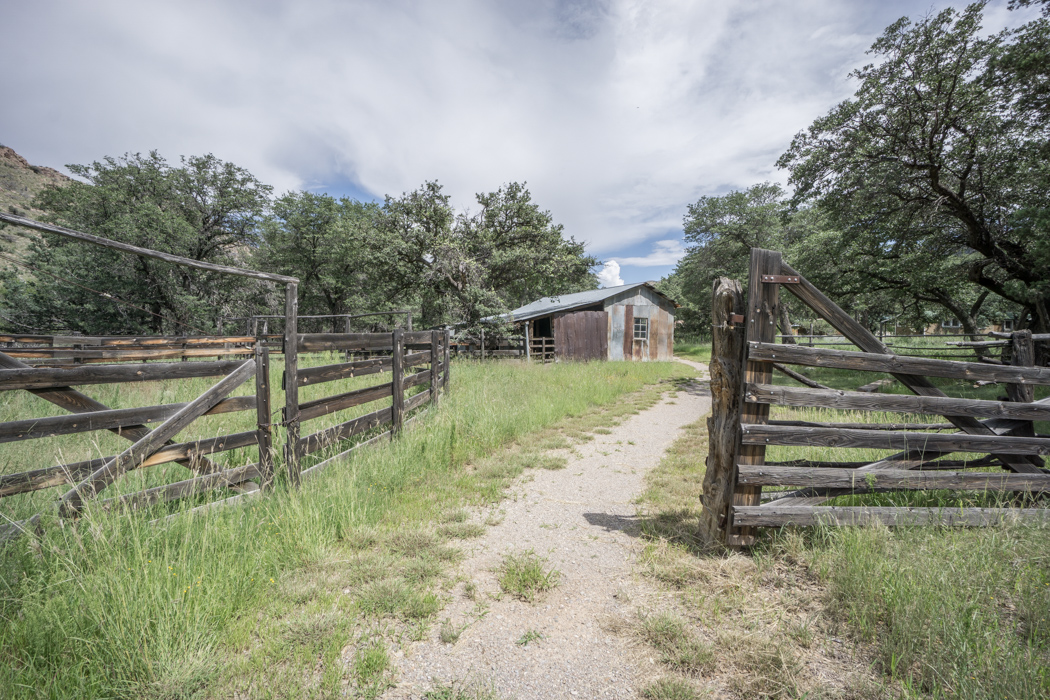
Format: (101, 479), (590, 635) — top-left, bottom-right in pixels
(778, 302), (796, 344)
(700, 277), (745, 549)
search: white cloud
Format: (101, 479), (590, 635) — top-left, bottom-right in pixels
(597, 260), (625, 288)
(613, 239), (687, 267)
(1, 1), (1031, 260)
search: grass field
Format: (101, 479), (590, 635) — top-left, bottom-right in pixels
(638, 337), (1050, 699)
(0, 357), (693, 699)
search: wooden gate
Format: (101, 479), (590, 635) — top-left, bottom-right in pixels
(554, 310), (608, 361)
(703, 248), (1050, 548)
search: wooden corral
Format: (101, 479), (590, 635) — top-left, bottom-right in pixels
(702, 248), (1050, 549)
(0, 213), (451, 543)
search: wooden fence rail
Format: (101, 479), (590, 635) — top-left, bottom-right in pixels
(702, 248), (1050, 549)
(0, 327), (452, 538)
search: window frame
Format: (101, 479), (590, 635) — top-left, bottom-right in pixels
(633, 317), (649, 341)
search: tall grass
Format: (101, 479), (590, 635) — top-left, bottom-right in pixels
(0, 358), (690, 698)
(811, 523), (1050, 699)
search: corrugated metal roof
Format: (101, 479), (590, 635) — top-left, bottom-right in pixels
(501, 282), (678, 322)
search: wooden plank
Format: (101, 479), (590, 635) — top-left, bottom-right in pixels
(0, 428), (260, 498)
(0, 350), (238, 485)
(729, 248), (781, 547)
(391, 329), (404, 435)
(404, 388), (430, 412)
(778, 260), (1044, 476)
(284, 283), (301, 487)
(430, 331), (441, 408)
(0, 212), (298, 283)
(403, 368), (430, 390)
(741, 423), (1050, 455)
(748, 342), (1050, 387)
(700, 277), (746, 546)
(767, 420), (955, 431)
(746, 382), (1050, 422)
(98, 463), (261, 511)
(297, 356), (391, 386)
(58, 359), (257, 514)
(0, 360), (246, 391)
(772, 362), (832, 390)
(297, 332), (424, 353)
(3, 346), (254, 360)
(150, 484), (261, 524)
(443, 330), (451, 392)
(298, 383), (392, 422)
(0, 396), (254, 443)
(298, 406), (392, 455)
(255, 343), (274, 489)
(737, 465), (1050, 491)
(732, 505), (1050, 528)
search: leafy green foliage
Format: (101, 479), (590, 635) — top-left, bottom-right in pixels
(778, 3), (1050, 332)
(2, 151), (272, 334)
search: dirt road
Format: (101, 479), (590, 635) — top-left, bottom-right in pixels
(384, 373), (711, 699)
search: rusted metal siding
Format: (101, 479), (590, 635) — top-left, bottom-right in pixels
(609, 305), (625, 360)
(553, 310), (608, 361)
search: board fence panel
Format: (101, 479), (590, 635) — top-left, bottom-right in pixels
(701, 247), (1050, 549)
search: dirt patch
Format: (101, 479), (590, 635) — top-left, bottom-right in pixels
(382, 379), (712, 699)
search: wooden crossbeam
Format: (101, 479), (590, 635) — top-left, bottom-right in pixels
(59, 359), (256, 514)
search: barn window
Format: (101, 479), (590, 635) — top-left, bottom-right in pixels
(633, 317), (649, 340)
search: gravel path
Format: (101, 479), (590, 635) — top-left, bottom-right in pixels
(385, 367), (711, 699)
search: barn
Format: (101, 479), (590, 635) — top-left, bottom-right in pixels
(508, 282), (678, 361)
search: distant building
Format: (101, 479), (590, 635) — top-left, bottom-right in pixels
(507, 283), (679, 361)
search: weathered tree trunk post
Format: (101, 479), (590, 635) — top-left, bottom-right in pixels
(480, 329), (485, 360)
(525, 321), (531, 362)
(1008, 330), (1037, 449)
(345, 316), (353, 362)
(430, 330), (440, 409)
(407, 312), (413, 332)
(1008, 330), (1035, 405)
(700, 277), (746, 548)
(728, 248), (782, 547)
(283, 282), (301, 487)
(255, 340), (274, 489)
(391, 328), (404, 435)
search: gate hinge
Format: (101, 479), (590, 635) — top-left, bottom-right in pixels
(761, 275), (800, 284)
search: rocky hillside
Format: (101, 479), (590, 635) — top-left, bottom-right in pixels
(0, 144), (69, 220)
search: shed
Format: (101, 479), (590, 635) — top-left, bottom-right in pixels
(507, 282), (678, 361)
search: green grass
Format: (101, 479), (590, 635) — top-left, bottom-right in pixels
(0, 357), (691, 699)
(497, 549), (560, 602)
(811, 523), (1050, 698)
(637, 400), (1050, 699)
(673, 341), (711, 365)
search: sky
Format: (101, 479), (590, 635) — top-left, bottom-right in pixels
(0, 0), (1038, 286)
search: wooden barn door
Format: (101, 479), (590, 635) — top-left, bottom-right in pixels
(553, 311), (608, 361)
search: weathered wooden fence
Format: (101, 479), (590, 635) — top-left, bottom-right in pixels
(702, 248), (1050, 548)
(0, 329), (451, 540)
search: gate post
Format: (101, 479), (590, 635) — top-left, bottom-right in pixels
(701, 277), (746, 548)
(727, 248), (782, 547)
(255, 340), (274, 490)
(283, 282), (301, 487)
(391, 328), (404, 435)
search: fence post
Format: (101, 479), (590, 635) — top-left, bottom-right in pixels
(700, 277), (746, 548)
(283, 282), (301, 487)
(255, 340), (274, 489)
(345, 316), (353, 362)
(480, 329), (485, 360)
(391, 328), (404, 435)
(727, 248), (782, 548)
(430, 330), (440, 409)
(1008, 331), (1037, 450)
(443, 329), (451, 392)
(524, 322), (531, 361)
